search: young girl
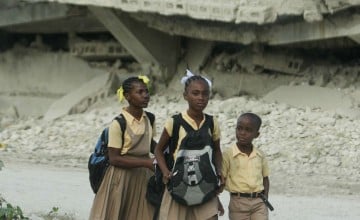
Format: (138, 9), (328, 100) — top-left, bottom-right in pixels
(154, 70), (224, 220)
(89, 76), (156, 220)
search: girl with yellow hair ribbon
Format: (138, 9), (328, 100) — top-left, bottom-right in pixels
(117, 75), (150, 102)
(89, 75), (156, 220)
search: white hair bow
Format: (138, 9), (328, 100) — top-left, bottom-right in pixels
(180, 69), (212, 87)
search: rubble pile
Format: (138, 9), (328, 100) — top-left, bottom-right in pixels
(0, 91), (359, 195)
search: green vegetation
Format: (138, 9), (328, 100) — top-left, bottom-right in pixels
(0, 197), (29, 220)
(39, 206), (75, 220)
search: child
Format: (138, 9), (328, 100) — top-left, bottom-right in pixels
(154, 70), (224, 220)
(89, 76), (156, 220)
(222, 113), (270, 220)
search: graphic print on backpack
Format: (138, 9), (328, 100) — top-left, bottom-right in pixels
(168, 114), (219, 206)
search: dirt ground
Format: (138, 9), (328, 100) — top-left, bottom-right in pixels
(1, 161), (359, 220)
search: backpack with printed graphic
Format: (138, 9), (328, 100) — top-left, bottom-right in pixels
(167, 114), (219, 206)
(88, 111), (155, 194)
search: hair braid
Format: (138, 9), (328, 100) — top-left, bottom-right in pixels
(184, 75), (209, 91)
(122, 77), (145, 94)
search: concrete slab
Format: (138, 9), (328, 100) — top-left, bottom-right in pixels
(0, 50), (104, 95)
(43, 73), (115, 121)
(19, 0), (360, 23)
(0, 95), (55, 117)
(0, 2), (74, 27)
(263, 85), (354, 110)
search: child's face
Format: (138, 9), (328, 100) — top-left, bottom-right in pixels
(236, 116), (259, 147)
(125, 82), (150, 108)
(183, 80), (210, 112)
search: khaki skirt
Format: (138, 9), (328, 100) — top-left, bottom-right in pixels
(158, 189), (219, 220)
(89, 165), (155, 220)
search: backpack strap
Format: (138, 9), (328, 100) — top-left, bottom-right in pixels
(113, 111), (155, 149)
(168, 113), (214, 153)
(114, 114), (126, 148)
(101, 127), (109, 147)
(145, 111), (155, 127)
(145, 111), (156, 153)
(204, 114), (214, 135)
(177, 113), (214, 134)
(168, 114), (181, 156)
(175, 113), (215, 150)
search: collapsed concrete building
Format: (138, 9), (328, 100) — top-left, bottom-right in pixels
(0, 0), (360, 119)
(1, 0), (360, 74)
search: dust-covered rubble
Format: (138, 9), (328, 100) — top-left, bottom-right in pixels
(1, 93), (359, 196)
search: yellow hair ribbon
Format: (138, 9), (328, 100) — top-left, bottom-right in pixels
(117, 86), (124, 102)
(138, 75), (150, 86)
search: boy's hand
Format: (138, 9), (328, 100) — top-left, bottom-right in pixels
(217, 173), (225, 194)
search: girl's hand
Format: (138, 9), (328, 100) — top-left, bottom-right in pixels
(162, 171), (172, 184)
(146, 158), (155, 171)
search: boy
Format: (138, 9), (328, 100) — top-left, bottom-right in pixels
(222, 112), (270, 220)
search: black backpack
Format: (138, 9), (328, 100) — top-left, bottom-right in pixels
(146, 114), (181, 209)
(88, 111), (155, 194)
(146, 113), (217, 208)
(167, 114), (219, 206)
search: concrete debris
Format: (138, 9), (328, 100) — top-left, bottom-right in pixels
(70, 42), (131, 60)
(235, 6), (277, 24)
(1, 92), (360, 192)
(43, 73), (119, 121)
(18, 0), (360, 24)
(213, 48), (304, 76)
(303, 6), (324, 22)
(324, 0), (355, 13)
(183, 39), (213, 73)
(0, 49), (104, 96)
(263, 85), (353, 110)
(252, 51), (304, 75)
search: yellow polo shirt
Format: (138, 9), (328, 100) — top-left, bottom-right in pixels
(222, 144), (269, 193)
(164, 111), (220, 159)
(108, 109), (155, 155)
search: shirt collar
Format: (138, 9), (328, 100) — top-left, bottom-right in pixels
(231, 144), (262, 158)
(182, 111), (205, 129)
(121, 108), (145, 124)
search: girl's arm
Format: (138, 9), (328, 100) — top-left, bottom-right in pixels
(154, 128), (171, 182)
(263, 176), (270, 198)
(108, 147), (154, 170)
